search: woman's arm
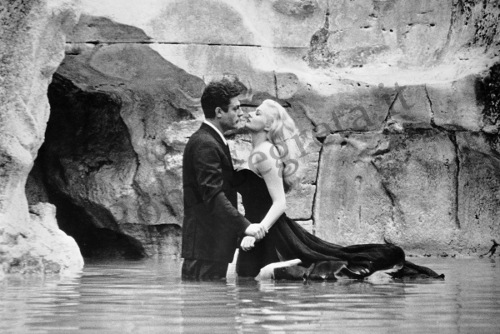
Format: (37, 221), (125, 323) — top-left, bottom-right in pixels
(252, 143), (287, 232)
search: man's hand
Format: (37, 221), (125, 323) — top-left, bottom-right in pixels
(240, 236), (256, 251)
(245, 223), (266, 240)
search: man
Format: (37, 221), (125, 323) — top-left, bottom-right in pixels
(181, 79), (266, 280)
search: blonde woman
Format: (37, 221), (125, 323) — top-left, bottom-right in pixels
(235, 99), (443, 280)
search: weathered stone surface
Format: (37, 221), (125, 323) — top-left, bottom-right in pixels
(70, 14), (151, 43)
(388, 84), (432, 129)
(481, 63), (500, 132)
(296, 134), (321, 185)
(0, 0), (83, 276)
(271, 0), (318, 18)
(280, 104), (321, 216)
(149, 0), (256, 46)
(315, 130), (461, 254)
(120, 223), (181, 257)
(286, 184), (315, 220)
(296, 219), (314, 234)
(76, 0), (500, 78)
(456, 132), (500, 253)
(314, 133), (393, 245)
(26, 163), (50, 205)
(150, 44), (277, 103)
(441, 0), (500, 66)
(284, 79), (396, 133)
(373, 130), (459, 254)
(80, 0), (326, 48)
(23, 203), (83, 274)
(305, 0), (499, 71)
(2, 203), (82, 275)
(427, 74), (485, 131)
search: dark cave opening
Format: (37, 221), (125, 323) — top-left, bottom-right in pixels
(26, 73), (145, 260)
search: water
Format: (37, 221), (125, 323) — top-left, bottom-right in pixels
(1, 257), (499, 333)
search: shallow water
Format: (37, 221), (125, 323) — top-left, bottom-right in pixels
(0, 257), (499, 333)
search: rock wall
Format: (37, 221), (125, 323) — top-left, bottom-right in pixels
(18, 0), (500, 259)
(0, 0), (83, 276)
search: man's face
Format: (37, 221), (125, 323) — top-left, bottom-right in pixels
(219, 96), (243, 131)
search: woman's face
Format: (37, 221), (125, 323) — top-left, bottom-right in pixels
(245, 104), (271, 132)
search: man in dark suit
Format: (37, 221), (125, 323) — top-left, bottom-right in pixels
(181, 79), (266, 280)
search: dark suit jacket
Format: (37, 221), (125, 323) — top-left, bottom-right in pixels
(181, 123), (251, 263)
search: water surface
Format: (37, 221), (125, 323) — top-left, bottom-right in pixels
(1, 257), (499, 333)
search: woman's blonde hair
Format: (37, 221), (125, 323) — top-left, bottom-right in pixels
(261, 99), (303, 191)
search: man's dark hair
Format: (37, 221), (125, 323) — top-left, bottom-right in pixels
(201, 79), (242, 119)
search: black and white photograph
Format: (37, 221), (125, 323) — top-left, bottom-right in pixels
(1, 0), (499, 332)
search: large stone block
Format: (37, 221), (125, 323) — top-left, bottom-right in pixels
(372, 130), (459, 253)
(426, 74), (484, 131)
(286, 184), (315, 220)
(314, 133), (393, 245)
(314, 130), (460, 254)
(388, 84), (432, 129)
(284, 78), (397, 133)
(456, 132), (500, 254)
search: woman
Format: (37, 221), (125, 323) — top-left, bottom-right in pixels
(234, 99), (443, 281)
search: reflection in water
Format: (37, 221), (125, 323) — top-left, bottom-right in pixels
(0, 258), (499, 333)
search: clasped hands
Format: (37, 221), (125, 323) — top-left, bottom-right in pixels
(242, 223), (267, 251)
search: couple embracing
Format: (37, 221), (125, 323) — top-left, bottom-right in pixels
(181, 79), (443, 281)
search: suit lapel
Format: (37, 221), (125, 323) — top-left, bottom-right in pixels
(223, 142), (234, 170)
(200, 123), (234, 169)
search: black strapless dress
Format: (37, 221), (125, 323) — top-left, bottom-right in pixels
(234, 169), (443, 280)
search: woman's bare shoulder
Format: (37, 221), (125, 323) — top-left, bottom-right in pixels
(253, 141), (278, 157)
(249, 141), (280, 172)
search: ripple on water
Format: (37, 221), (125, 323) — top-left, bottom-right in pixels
(0, 257), (499, 333)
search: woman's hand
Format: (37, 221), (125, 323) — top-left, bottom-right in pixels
(240, 236), (256, 251)
(245, 223), (266, 240)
